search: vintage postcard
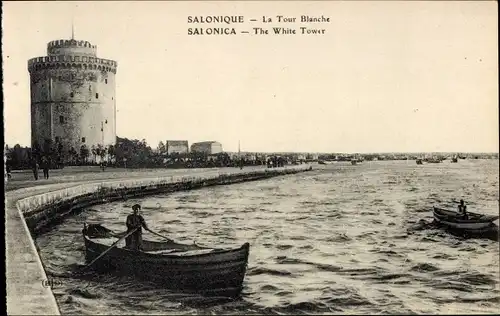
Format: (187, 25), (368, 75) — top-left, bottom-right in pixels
(3, 1), (499, 315)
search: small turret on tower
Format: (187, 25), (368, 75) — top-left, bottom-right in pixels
(47, 39), (97, 56)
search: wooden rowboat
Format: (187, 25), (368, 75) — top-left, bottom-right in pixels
(433, 207), (499, 231)
(82, 223), (250, 298)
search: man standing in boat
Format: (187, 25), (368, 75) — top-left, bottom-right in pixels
(125, 204), (151, 251)
(458, 199), (468, 219)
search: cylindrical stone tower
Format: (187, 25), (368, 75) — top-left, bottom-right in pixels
(28, 39), (117, 160)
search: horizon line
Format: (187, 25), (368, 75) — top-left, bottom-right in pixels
(4, 142), (498, 155)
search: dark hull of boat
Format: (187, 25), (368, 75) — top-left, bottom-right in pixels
(82, 225), (250, 297)
(439, 224), (499, 241)
(433, 207), (499, 231)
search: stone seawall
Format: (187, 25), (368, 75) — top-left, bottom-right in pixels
(18, 165), (312, 235)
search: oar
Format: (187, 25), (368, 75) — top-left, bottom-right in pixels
(147, 229), (174, 242)
(80, 227), (138, 272)
(147, 229), (201, 247)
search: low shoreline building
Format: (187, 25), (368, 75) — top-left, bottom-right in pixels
(166, 140), (189, 155)
(191, 141), (222, 155)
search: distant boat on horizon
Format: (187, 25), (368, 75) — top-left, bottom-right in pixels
(318, 160), (334, 165)
(424, 157), (442, 163)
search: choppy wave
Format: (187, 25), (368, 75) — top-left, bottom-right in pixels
(36, 160), (499, 314)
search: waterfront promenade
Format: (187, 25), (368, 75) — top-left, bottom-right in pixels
(5, 166), (238, 192)
(5, 165), (309, 315)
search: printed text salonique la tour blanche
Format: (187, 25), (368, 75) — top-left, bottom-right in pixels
(187, 15), (330, 35)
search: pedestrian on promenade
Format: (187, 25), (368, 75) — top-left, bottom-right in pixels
(41, 156), (50, 179)
(32, 158), (39, 180)
(6, 161), (12, 180)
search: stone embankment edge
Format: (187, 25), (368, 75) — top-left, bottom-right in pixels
(10, 165), (312, 315)
(17, 165), (313, 234)
(6, 203), (62, 315)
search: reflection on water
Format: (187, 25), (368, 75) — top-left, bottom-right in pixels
(36, 160), (500, 314)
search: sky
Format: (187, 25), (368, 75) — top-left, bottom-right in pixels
(3, 1), (498, 153)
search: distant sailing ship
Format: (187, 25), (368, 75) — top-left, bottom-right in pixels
(238, 140), (243, 169)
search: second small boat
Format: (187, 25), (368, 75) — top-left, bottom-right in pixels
(433, 207), (499, 231)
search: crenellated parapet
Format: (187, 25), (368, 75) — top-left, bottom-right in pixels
(29, 39), (117, 73)
(28, 56), (117, 74)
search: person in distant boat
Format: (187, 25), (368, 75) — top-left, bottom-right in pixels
(125, 204), (151, 251)
(458, 199), (468, 219)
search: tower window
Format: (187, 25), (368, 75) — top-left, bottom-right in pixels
(96, 93), (99, 99)
(55, 136), (60, 143)
(105, 79), (108, 84)
(59, 116), (65, 123)
(70, 92), (74, 97)
(81, 137), (86, 143)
